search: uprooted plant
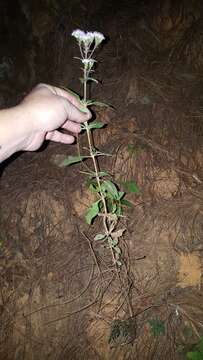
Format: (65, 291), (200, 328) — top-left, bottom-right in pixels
(59, 30), (139, 331)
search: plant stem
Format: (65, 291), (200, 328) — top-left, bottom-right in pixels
(83, 62), (120, 272)
(81, 51), (133, 319)
(83, 67), (110, 237)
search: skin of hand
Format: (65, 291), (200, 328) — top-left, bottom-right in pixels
(0, 83), (91, 162)
(19, 83), (91, 150)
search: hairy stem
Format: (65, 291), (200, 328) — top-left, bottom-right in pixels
(83, 66), (119, 266)
(81, 52), (133, 319)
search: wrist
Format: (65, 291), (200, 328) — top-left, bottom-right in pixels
(0, 105), (33, 162)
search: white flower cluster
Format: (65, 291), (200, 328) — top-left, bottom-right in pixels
(72, 29), (105, 47)
(82, 58), (96, 70)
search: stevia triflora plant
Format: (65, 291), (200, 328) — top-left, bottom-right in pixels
(62, 29), (135, 269)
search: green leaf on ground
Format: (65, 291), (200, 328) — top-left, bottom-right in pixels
(148, 318), (165, 337)
(85, 200), (100, 225)
(187, 351), (203, 360)
(127, 143), (137, 156)
(121, 180), (139, 193)
(187, 337), (203, 360)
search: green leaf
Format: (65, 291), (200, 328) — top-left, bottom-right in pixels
(115, 205), (122, 216)
(97, 171), (110, 177)
(116, 191), (125, 200)
(111, 228), (126, 239)
(85, 200), (100, 225)
(148, 318), (165, 337)
(112, 203), (117, 213)
(80, 77), (97, 84)
(101, 180), (118, 198)
(86, 77), (99, 84)
(84, 171), (109, 179)
(73, 56), (82, 61)
(105, 197), (115, 212)
(122, 180), (139, 193)
(183, 326), (193, 339)
(80, 170), (96, 177)
(198, 337), (203, 354)
(107, 237), (115, 248)
(110, 238), (118, 246)
(87, 121), (105, 130)
(187, 351), (203, 360)
(85, 100), (94, 106)
(89, 183), (99, 193)
(88, 100), (110, 108)
(120, 199), (133, 207)
(127, 143), (137, 156)
(94, 234), (106, 241)
(114, 246), (121, 254)
(60, 155), (88, 167)
(93, 150), (112, 157)
(187, 337), (203, 360)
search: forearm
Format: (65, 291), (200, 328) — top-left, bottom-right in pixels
(0, 106), (32, 162)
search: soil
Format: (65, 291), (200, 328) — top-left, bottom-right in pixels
(0, 1), (203, 359)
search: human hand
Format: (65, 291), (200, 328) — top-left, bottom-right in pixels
(19, 83), (91, 151)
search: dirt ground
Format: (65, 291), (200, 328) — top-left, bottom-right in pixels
(0, 1), (203, 359)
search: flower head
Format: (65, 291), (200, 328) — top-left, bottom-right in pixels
(72, 30), (94, 47)
(72, 29), (105, 48)
(93, 31), (105, 46)
(82, 58), (96, 70)
(83, 32), (95, 46)
(71, 29), (85, 42)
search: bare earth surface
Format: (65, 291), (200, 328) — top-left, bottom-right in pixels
(0, 1), (203, 359)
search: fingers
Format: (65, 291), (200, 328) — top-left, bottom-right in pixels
(46, 130), (75, 144)
(50, 86), (81, 107)
(35, 83), (92, 124)
(60, 97), (90, 124)
(37, 83), (91, 121)
(37, 83), (75, 101)
(61, 120), (81, 133)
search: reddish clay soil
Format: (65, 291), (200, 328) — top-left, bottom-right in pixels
(0, 1), (203, 359)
